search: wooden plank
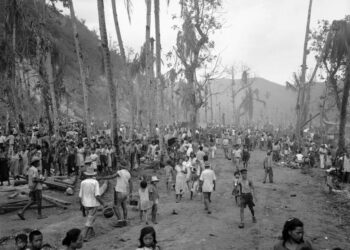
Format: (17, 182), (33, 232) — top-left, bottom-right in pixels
(42, 197), (68, 209)
(8, 192), (19, 199)
(42, 194), (71, 205)
(21, 190), (71, 206)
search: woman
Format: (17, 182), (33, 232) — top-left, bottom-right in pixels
(61, 228), (83, 250)
(273, 218), (314, 250)
(175, 159), (186, 203)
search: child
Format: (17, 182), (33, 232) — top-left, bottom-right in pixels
(242, 146), (250, 169)
(137, 226), (161, 250)
(164, 160), (174, 191)
(149, 176), (160, 224)
(190, 160), (201, 200)
(232, 171), (241, 205)
(139, 180), (151, 224)
(15, 233), (27, 250)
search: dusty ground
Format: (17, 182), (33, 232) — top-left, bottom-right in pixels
(1, 149), (350, 250)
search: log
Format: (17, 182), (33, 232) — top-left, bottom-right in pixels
(21, 190), (71, 206)
(0, 204), (57, 214)
(14, 180), (28, 186)
(43, 180), (71, 191)
(42, 194), (71, 206)
(52, 179), (75, 187)
(8, 192), (19, 199)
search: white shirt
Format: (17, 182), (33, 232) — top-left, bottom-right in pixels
(200, 169), (216, 192)
(296, 154), (304, 161)
(79, 178), (101, 207)
(115, 169), (131, 193)
(0, 135), (6, 143)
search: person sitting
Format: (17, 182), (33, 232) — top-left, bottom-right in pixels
(62, 228), (83, 250)
(273, 218), (314, 250)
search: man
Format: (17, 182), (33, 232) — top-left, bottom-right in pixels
(18, 156), (46, 220)
(238, 169), (257, 228)
(196, 146), (206, 166)
(263, 151), (273, 183)
(199, 162), (216, 214)
(231, 144), (242, 171)
(28, 230), (43, 250)
(113, 161), (133, 222)
(222, 135), (230, 160)
(79, 167), (105, 241)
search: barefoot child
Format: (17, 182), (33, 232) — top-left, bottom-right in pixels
(149, 176), (160, 224)
(137, 226), (161, 250)
(139, 180), (151, 224)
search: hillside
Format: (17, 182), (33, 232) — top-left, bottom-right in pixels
(200, 77), (325, 126)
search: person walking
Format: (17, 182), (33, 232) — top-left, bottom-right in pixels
(238, 169), (257, 228)
(18, 156), (46, 220)
(113, 162), (133, 222)
(79, 167), (105, 242)
(263, 151), (273, 183)
(199, 162), (216, 214)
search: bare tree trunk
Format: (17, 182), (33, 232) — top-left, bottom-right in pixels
(11, 2), (19, 124)
(338, 58), (350, 153)
(45, 50), (59, 137)
(209, 81), (213, 124)
(231, 66), (236, 125)
(111, 0), (126, 62)
(145, 0), (153, 135)
(296, 0), (313, 144)
(68, 0), (92, 139)
(97, 0), (119, 148)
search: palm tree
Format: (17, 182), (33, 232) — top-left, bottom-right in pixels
(68, 0), (92, 139)
(97, 0), (119, 147)
(145, 0), (153, 135)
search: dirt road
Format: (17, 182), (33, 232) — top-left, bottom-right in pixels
(1, 149), (350, 250)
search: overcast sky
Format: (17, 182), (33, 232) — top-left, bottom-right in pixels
(62, 0), (350, 85)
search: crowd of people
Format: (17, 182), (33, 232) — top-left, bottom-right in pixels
(0, 122), (348, 249)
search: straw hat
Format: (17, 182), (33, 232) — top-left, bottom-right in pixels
(84, 157), (92, 164)
(151, 176), (159, 182)
(84, 167), (96, 176)
(31, 156), (40, 164)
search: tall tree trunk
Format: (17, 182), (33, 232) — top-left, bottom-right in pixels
(68, 0), (92, 139)
(296, 0), (313, 144)
(97, 0), (119, 148)
(11, 0), (19, 124)
(111, 0), (126, 63)
(231, 66), (236, 125)
(338, 57), (350, 153)
(209, 81), (213, 124)
(45, 50), (59, 137)
(145, 0), (153, 136)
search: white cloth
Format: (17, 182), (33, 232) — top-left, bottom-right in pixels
(200, 169), (216, 192)
(76, 148), (85, 167)
(296, 154), (303, 162)
(115, 169), (131, 193)
(79, 178), (101, 207)
(0, 135), (6, 144)
(344, 156), (350, 173)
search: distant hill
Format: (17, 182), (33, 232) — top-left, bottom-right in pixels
(199, 77), (325, 126)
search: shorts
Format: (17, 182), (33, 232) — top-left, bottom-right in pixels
(29, 190), (42, 202)
(240, 193), (255, 208)
(114, 191), (128, 206)
(85, 207), (98, 227)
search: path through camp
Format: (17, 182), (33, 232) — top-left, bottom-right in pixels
(1, 149), (350, 250)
